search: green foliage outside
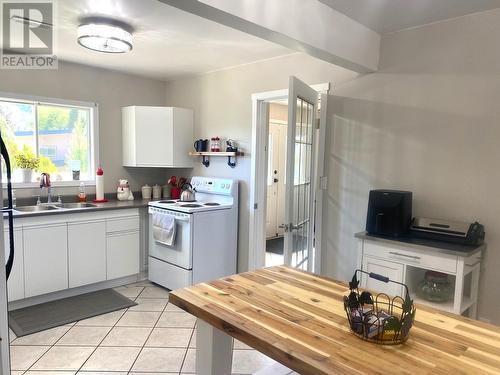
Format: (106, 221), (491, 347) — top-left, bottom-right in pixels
(0, 102), (88, 177)
(65, 115), (89, 173)
(0, 115), (20, 168)
(37, 105), (76, 131)
(38, 155), (58, 174)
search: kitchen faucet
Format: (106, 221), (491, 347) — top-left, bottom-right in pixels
(39, 173), (52, 204)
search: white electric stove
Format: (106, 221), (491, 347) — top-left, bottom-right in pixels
(148, 176), (238, 290)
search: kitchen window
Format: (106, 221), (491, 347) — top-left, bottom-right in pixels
(0, 94), (98, 186)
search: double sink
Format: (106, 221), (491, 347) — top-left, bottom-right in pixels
(14, 202), (99, 213)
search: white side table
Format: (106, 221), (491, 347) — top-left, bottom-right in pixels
(355, 232), (484, 318)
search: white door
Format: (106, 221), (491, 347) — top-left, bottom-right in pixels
(361, 257), (404, 297)
(24, 224), (68, 297)
(266, 122), (286, 238)
(4, 227), (24, 301)
(266, 124), (279, 238)
(68, 221), (106, 288)
(283, 77), (318, 271)
(0, 171), (10, 375)
(107, 232), (140, 279)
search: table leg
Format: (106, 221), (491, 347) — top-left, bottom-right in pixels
(196, 319), (233, 375)
(469, 264), (480, 319)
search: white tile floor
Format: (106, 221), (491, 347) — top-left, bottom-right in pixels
(8, 281), (277, 375)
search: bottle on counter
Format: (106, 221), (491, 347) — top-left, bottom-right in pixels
(78, 182), (87, 202)
(95, 167), (104, 201)
(93, 166), (108, 203)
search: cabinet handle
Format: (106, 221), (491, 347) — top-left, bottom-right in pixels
(389, 251), (421, 261)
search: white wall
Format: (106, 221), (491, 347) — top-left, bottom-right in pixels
(0, 61), (189, 198)
(323, 9), (500, 324)
(165, 53), (358, 272)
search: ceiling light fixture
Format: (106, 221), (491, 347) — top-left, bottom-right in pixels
(77, 22), (133, 53)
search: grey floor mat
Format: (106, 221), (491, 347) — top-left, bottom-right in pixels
(8, 289), (137, 337)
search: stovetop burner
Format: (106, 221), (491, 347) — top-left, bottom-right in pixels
(204, 203), (220, 206)
(180, 203), (203, 208)
(158, 200), (177, 204)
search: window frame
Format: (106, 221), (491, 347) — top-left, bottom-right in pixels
(0, 91), (99, 188)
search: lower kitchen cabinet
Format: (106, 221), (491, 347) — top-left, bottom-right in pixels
(68, 220), (106, 288)
(361, 256), (404, 297)
(4, 227), (24, 301)
(24, 224), (68, 298)
(7, 209), (142, 303)
(106, 231), (140, 279)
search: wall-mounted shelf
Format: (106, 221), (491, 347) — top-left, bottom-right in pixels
(189, 151), (244, 168)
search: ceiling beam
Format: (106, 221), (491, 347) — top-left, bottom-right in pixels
(158, 0), (380, 73)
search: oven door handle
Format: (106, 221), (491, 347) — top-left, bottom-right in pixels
(173, 216), (190, 222)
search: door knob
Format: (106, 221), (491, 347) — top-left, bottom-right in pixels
(273, 178), (279, 183)
(278, 223), (289, 232)
(290, 223), (304, 231)
(279, 223), (303, 232)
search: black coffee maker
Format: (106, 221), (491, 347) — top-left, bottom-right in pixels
(366, 190), (412, 237)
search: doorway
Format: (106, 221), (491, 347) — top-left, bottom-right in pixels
(265, 101), (288, 267)
(249, 79), (330, 273)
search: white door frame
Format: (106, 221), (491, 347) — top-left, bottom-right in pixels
(248, 82), (330, 272)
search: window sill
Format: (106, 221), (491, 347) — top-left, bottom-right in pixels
(2, 180), (96, 189)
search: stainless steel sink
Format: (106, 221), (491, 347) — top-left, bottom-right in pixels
(14, 205), (60, 212)
(14, 202), (99, 213)
(59, 202), (98, 209)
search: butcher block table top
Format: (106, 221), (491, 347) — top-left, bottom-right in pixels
(169, 266), (500, 375)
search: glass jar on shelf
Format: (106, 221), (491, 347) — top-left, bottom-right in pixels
(417, 271), (454, 303)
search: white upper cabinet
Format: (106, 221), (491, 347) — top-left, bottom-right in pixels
(122, 106), (193, 168)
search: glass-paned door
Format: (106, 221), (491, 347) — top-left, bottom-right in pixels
(283, 77), (318, 271)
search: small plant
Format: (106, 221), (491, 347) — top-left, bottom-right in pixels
(14, 146), (39, 170)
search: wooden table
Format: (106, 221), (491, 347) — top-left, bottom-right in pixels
(169, 266), (500, 375)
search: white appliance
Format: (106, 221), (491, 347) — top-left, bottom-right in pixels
(0, 134), (15, 373)
(148, 176), (238, 290)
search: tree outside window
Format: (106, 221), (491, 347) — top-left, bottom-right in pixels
(0, 98), (94, 184)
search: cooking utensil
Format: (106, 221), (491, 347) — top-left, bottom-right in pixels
(180, 182), (196, 202)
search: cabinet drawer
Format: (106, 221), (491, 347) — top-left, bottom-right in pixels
(364, 242), (457, 274)
(106, 216), (140, 234)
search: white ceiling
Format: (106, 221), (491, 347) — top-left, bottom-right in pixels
(48, 0), (291, 80)
(319, 0), (500, 34)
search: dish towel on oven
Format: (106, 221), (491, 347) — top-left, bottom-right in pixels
(152, 212), (176, 246)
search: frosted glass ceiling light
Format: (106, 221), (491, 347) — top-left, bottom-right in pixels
(77, 23), (133, 53)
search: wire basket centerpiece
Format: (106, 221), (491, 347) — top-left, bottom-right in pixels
(343, 269), (416, 345)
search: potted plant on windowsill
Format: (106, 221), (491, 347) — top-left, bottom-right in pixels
(14, 147), (39, 183)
